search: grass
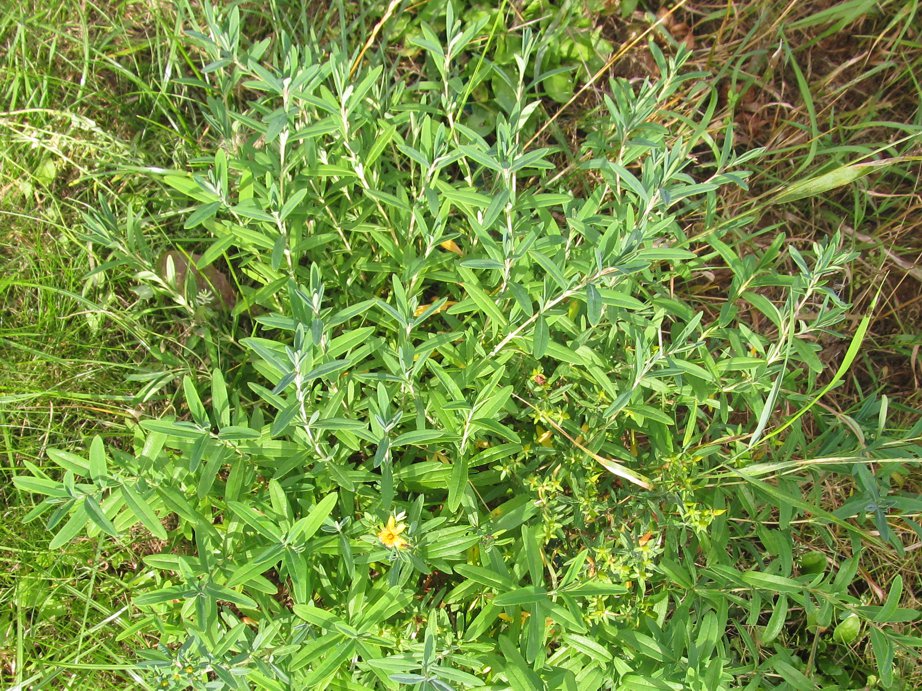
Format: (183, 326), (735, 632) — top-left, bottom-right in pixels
(0, 2), (196, 685)
(678, 5), (922, 628)
(0, 226), (147, 687)
(680, 0), (922, 411)
(1, 0), (920, 687)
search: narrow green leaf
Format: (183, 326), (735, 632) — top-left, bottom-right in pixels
(392, 429), (458, 447)
(562, 582), (628, 597)
(183, 376), (209, 427)
(530, 251), (568, 291)
(877, 575), (903, 623)
(227, 501), (283, 541)
(774, 162), (874, 204)
(494, 586), (548, 606)
(462, 282), (507, 327)
(47, 449), (89, 473)
(280, 188), (308, 220)
(288, 492), (338, 543)
(121, 484), (168, 540)
(84, 495), (118, 536)
(565, 633), (613, 663)
(140, 419), (205, 440)
(586, 284), (602, 326)
(135, 585), (193, 606)
(498, 635), (543, 689)
(869, 627), (894, 686)
(203, 582), (257, 609)
(763, 595), (788, 644)
(13, 476), (68, 498)
(741, 571), (802, 594)
(304, 359), (351, 381)
(454, 564), (514, 590)
(49, 502), (89, 549)
(88, 436), (107, 482)
(619, 630), (670, 662)
(533, 314), (549, 358)
(212, 368), (230, 427)
(447, 455), (468, 512)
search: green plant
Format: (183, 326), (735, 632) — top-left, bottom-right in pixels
(11, 1), (922, 689)
(0, 2), (214, 685)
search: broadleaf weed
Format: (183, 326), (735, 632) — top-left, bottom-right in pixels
(9, 1), (922, 688)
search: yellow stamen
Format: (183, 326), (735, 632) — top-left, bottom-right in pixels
(377, 515), (409, 550)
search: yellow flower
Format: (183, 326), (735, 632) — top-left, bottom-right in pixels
(377, 514), (409, 550)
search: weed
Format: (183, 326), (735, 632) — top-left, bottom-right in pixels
(4, 1), (921, 689)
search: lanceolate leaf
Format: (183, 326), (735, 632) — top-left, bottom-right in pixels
(289, 492), (339, 543)
(49, 502), (89, 550)
(121, 484), (168, 540)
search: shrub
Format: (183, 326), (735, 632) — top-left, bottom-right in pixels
(14, 3), (920, 688)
